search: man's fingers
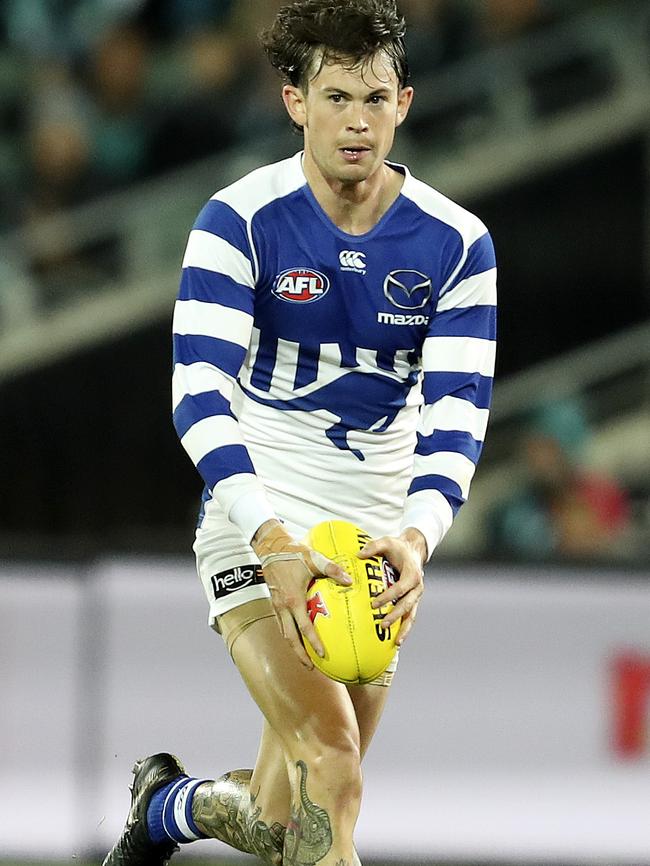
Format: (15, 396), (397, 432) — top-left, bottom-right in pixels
(357, 537), (388, 559)
(371, 569), (421, 609)
(380, 588), (421, 628)
(396, 601), (420, 646)
(294, 608), (325, 660)
(309, 550), (352, 584)
(277, 608), (314, 669)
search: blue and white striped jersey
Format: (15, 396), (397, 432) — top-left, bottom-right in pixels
(172, 152), (496, 556)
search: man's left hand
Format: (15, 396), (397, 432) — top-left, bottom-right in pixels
(357, 527), (428, 646)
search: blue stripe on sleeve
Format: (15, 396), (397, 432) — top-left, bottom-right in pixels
(422, 371), (493, 408)
(197, 444), (256, 487)
(429, 305), (496, 340)
(192, 199), (251, 258)
(173, 334), (247, 379)
(173, 390), (234, 439)
(415, 429), (483, 464)
(178, 268), (255, 312)
(408, 474), (464, 515)
(452, 232), (496, 286)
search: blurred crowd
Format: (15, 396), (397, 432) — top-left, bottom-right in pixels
(486, 399), (642, 563)
(0, 0), (601, 234)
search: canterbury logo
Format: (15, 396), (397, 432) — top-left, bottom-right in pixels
(339, 250), (366, 273)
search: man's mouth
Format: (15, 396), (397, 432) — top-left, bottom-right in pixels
(339, 146), (371, 161)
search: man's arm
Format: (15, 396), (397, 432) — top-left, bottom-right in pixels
(401, 228), (497, 554)
(366, 229), (497, 642)
(172, 198), (277, 540)
(173, 200), (350, 665)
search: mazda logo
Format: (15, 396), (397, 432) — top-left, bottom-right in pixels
(383, 270), (432, 310)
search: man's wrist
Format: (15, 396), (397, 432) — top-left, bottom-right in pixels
(251, 518), (283, 550)
(400, 526), (428, 566)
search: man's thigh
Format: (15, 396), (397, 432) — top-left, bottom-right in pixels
(219, 599), (392, 760)
(222, 603), (359, 750)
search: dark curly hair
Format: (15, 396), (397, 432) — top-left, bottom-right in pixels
(260, 0), (409, 91)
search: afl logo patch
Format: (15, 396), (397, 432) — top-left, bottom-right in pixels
(273, 268), (330, 303)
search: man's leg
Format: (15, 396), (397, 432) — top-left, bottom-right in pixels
(225, 607), (364, 866)
(103, 600), (394, 866)
(189, 644), (394, 866)
(189, 720), (290, 865)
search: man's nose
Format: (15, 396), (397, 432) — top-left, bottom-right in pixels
(346, 104), (369, 133)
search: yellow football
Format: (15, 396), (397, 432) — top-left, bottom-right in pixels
(302, 520), (401, 684)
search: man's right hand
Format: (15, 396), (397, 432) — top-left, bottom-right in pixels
(252, 519), (352, 668)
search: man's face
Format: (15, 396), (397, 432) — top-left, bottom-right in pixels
(282, 51), (413, 185)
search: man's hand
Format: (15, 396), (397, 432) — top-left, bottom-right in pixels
(358, 527), (427, 646)
(252, 519), (352, 668)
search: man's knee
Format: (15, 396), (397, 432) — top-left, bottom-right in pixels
(287, 731), (363, 808)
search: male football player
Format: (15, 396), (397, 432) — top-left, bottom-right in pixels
(103, 1), (496, 864)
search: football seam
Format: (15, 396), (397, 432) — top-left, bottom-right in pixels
(344, 595), (362, 681)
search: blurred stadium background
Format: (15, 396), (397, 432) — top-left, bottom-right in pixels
(1, 0), (649, 864)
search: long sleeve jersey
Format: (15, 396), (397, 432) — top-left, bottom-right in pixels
(172, 152), (496, 557)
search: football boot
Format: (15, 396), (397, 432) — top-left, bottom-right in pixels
(102, 752), (185, 866)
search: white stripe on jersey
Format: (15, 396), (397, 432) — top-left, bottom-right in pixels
(182, 229), (254, 287)
(436, 268), (497, 312)
(394, 349), (417, 380)
(212, 153), (305, 223)
(317, 343), (343, 381)
(401, 172), (488, 248)
(237, 326), (262, 394)
(172, 362), (235, 412)
(355, 347), (378, 373)
(173, 299), (253, 347)
(422, 336), (496, 376)
(419, 396), (489, 441)
(269, 338), (301, 394)
(181, 414), (243, 464)
(412, 450), (476, 499)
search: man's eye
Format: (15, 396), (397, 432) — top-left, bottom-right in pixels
(369, 95), (385, 104)
(329, 94), (344, 103)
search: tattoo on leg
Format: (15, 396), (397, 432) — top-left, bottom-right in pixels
(191, 769), (285, 864)
(284, 760), (333, 866)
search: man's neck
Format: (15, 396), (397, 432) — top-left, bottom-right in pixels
(302, 154), (404, 236)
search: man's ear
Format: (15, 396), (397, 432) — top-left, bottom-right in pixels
(282, 84), (307, 128)
(395, 86), (414, 127)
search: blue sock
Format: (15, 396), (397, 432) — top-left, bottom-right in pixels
(147, 775), (210, 844)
